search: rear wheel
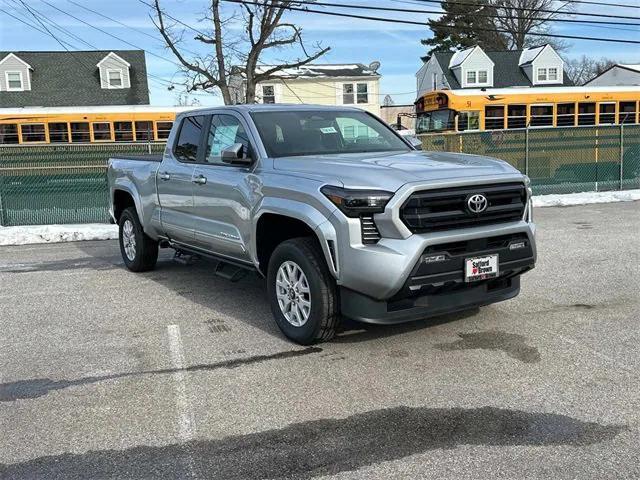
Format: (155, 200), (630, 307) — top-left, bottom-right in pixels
(119, 207), (158, 272)
(267, 237), (340, 344)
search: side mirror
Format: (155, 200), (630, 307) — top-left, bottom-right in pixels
(221, 143), (252, 165)
(407, 135), (422, 151)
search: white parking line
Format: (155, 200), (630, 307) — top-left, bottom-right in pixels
(167, 324), (196, 442)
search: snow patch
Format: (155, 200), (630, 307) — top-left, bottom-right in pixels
(533, 189), (640, 208)
(0, 224), (118, 246)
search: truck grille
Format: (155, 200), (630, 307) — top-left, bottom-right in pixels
(401, 183), (526, 233)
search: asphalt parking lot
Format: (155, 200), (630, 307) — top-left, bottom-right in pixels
(1, 201), (639, 479)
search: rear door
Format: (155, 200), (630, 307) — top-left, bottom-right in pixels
(157, 114), (206, 244)
(191, 112), (255, 262)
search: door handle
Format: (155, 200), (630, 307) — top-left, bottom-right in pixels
(158, 172), (171, 181)
(192, 175), (207, 185)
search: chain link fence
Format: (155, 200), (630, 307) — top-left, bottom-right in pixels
(0, 143), (166, 226)
(420, 124), (640, 195)
(1, 125), (639, 226)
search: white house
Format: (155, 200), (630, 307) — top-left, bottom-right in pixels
(416, 44), (573, 97)
(585, 64), (640, 86)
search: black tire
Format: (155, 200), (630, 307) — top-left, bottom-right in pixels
(267, 237), (340, 345)
(119, 207), (158, 272)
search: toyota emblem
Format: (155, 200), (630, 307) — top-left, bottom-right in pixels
(467, 194), (488, 214)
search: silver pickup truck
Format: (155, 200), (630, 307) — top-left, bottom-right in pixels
(108, 104), (536, 344)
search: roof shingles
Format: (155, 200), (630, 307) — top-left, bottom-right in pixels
(0, 50), (149, 108)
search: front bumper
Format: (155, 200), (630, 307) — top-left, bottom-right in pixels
(339, 228), (535, 323)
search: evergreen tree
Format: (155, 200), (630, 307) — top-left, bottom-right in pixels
(421, 1), (508, 60)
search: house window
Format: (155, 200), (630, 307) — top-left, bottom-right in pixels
(530, 105), (553, 127)
(466, 71), (476, 85)
(5, 71), (24, 91)
(432, 73), (438, 90)
(458, 111), (480, 131)
(262, 85), (275, 104)
(537, 68), (547, 82)
(478, 70), (488, 83)
(557, 103), (576, 127)
(0, 124), (19, 144)
(70, 122), (90, 143)
(20, 124), (46, 143)
(598, 103), (616, 125)
(107, 69), (123, 88)
(343, 84), (354, 104)
(48, 123), (69, 143)
(357, 83), (368, 104)
(619, 101), (638, 124)
(135, 121), (153, 141)
(507, 105), (527, 129)
(548, 67), (558, 81)
(92, 122), (112, 141)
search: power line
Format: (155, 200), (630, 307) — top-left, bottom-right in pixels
(269, 0), (638, 27)
(221, 0), (640, 45)
(406, 0), (640, 20)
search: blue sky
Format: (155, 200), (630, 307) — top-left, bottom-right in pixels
(1, 0), (639, 106)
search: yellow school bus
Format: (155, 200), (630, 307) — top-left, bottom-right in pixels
(415, 86), (640, 133)
(0, 105), (193, 145)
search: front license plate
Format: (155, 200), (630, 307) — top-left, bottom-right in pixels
(465, 254), (499, 282)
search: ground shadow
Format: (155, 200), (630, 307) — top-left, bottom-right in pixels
(0, 406), (625, 480)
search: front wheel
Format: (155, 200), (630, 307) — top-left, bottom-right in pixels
(119, 207), (158, 272)
(267, 237), (340, 344)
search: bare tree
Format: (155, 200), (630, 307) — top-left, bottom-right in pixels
(151, 0), (330, 104)
(565, 55), (617, 85)
(488, 0), (574, 51)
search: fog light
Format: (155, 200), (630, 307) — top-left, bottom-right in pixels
(424, 254), (446, 263)
(509, 241), (526, 250)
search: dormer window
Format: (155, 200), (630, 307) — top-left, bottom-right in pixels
(97, 52), (131, 90)
(107, 69), (124, 88)
(466, 69), (489, 86)
(537, 67), (559, 83)
(6, 71), (24, 91)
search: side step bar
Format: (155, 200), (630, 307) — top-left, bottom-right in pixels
(170, 241), (256, 283)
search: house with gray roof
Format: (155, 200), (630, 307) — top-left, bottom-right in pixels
(585, 64), (640, 86)
(0, 50), (149, 108)
(416, 44), (573, 97)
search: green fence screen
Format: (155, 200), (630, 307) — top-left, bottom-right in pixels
(0, 143), (165, 226)
(0, 125), (639, 226)
(420, 124), (640, 195)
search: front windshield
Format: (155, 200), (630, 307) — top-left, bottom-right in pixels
(416, 109), (455, 134)
(250, 110), (411, 158)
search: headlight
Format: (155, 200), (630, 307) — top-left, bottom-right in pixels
(321, 185), (393, 218)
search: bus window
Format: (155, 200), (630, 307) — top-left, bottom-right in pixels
(557, 103), (575, 127)
(21, 124), (46, 143)
(530, 105), (553, 127)
(71, 122), (90, 143)
(484, 106), (504, 130)
(135, 121), (153, 141)
(156, 121), (173, 140)
(598, 103), (616, 125)
(48, 123), (69, 143)
(507, 105), (526, 129)
(114, 122), (133, 142)
(619, 101), (638, 124)
(458, 111), (479, 131)
(0, 124), (19, 144)
(578, 103), (596, 126)
(415, 110), (455, 133)
(92, 122), (112, 141)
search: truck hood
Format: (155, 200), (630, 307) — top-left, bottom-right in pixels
(273, 150), (522, 191)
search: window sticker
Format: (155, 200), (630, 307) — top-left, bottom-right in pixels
(320, 126), (337, 134)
